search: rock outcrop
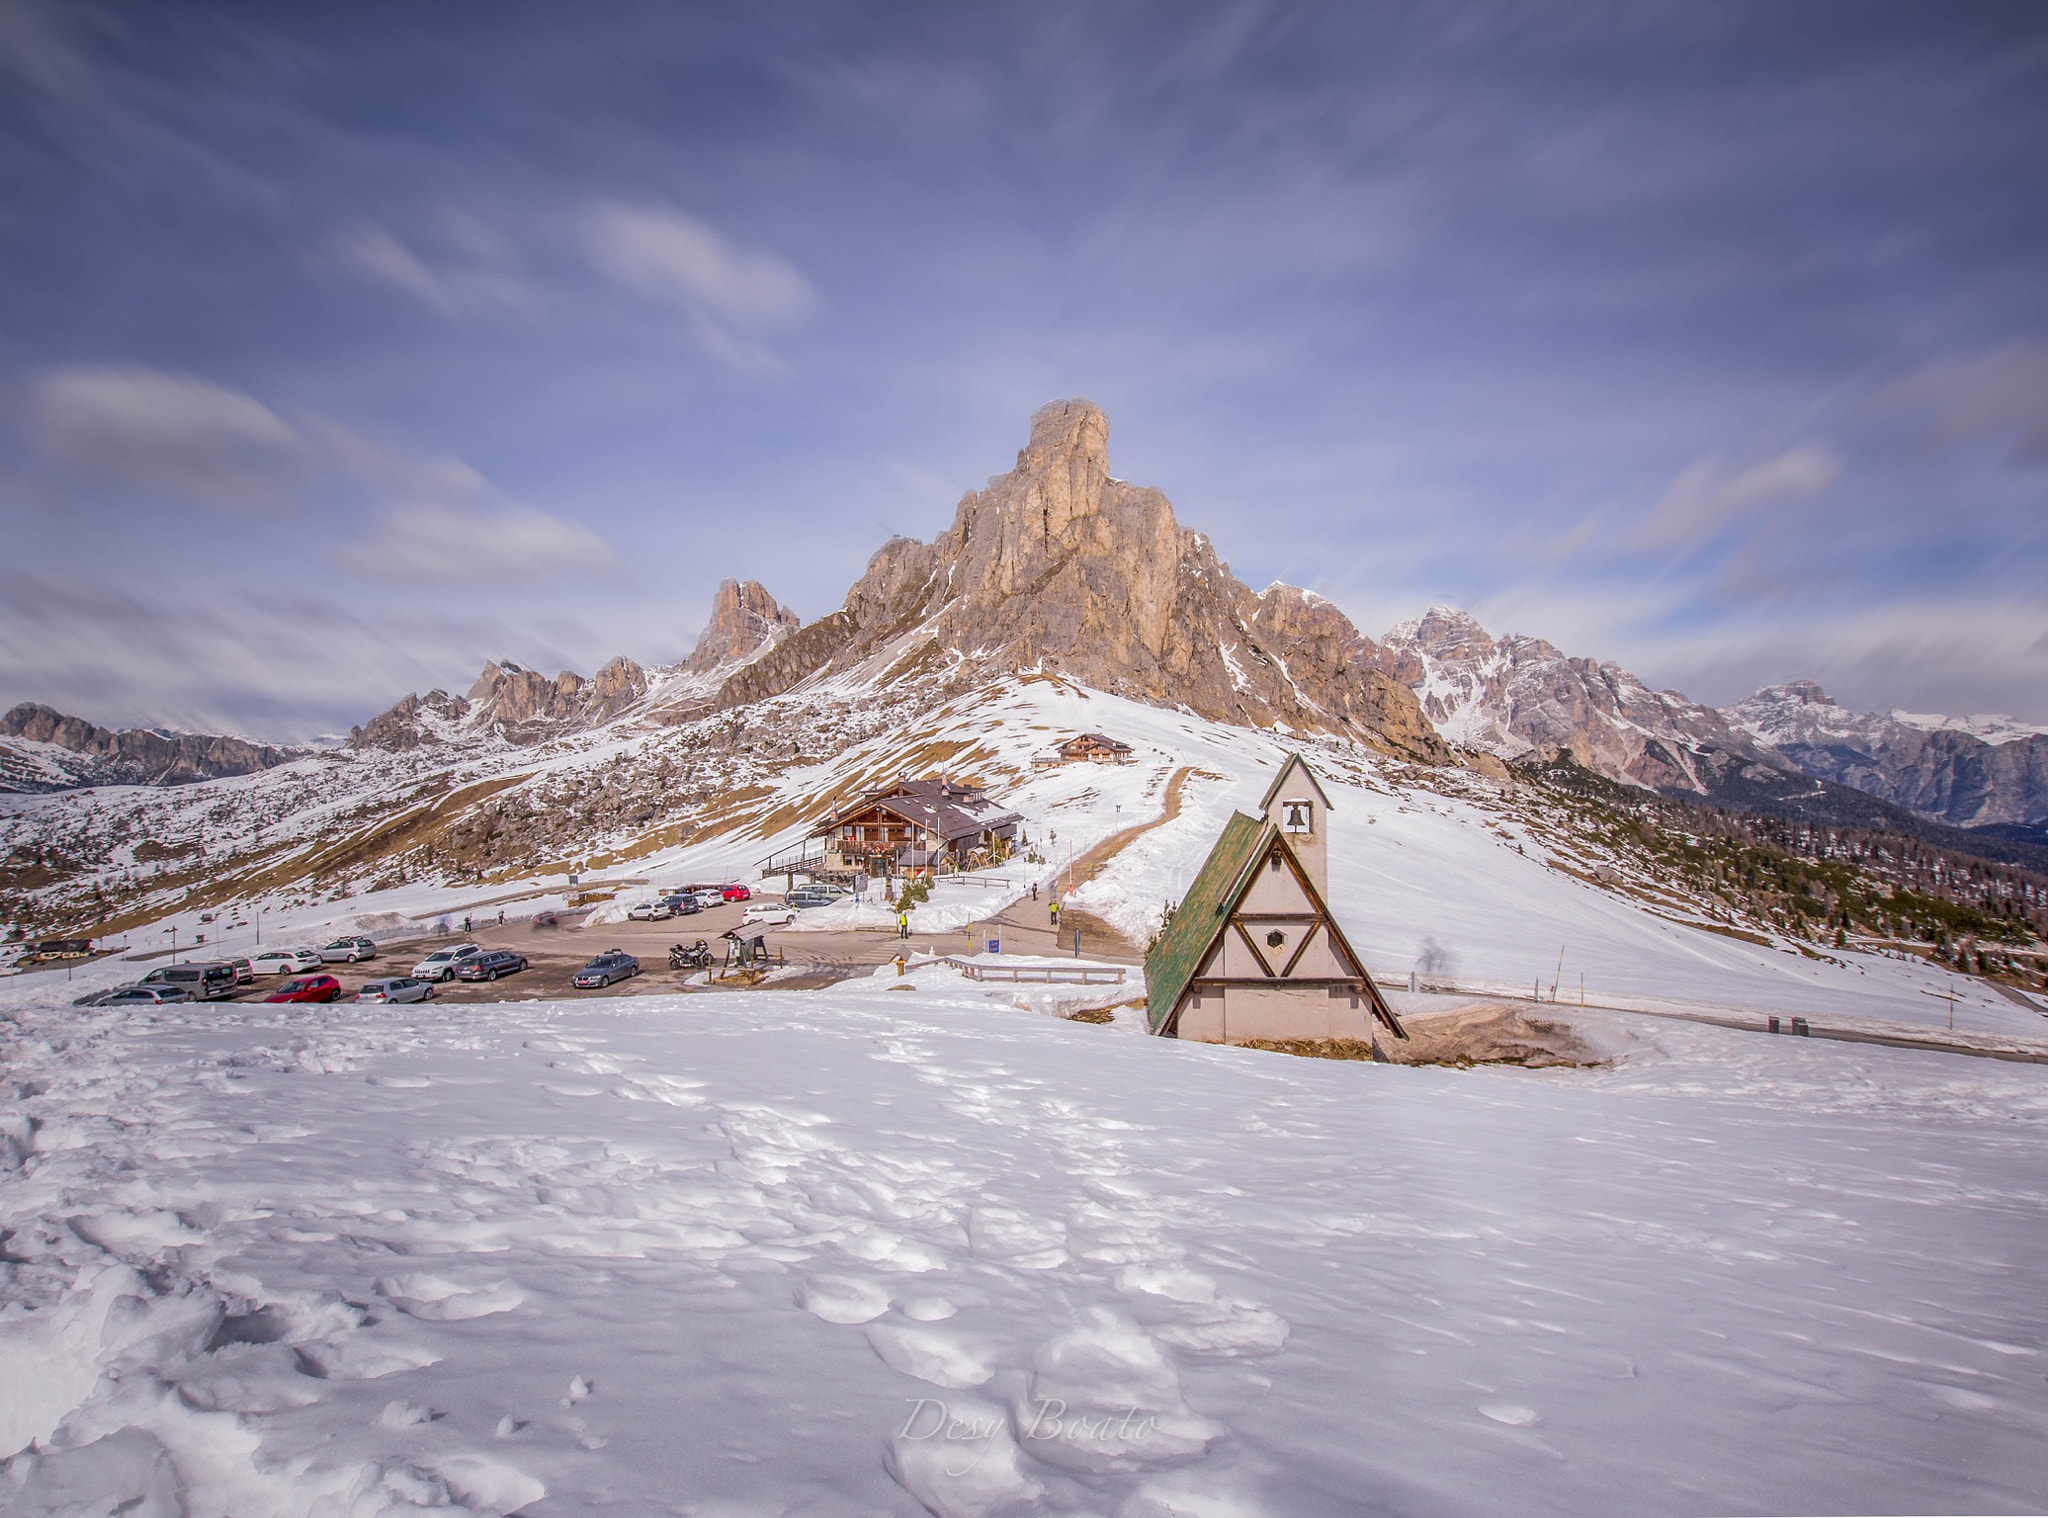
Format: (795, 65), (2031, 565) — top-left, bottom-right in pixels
(0, 703), (293, 791)
(351, 657), (648, 750)
(685, 579), (801, 673)
(466, 657), (647, 736)
(716, 400), (1444, 758)
(349, 690), (472, 751)
(1376, 607), (1790, 796)
(1728, 682), (2048, 827)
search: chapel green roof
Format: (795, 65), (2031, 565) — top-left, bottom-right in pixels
(1144, 810), (1274, 1034)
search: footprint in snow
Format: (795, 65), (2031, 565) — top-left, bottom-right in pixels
(1478, 1402), (1543, 1427)
(866, 1323), (999, 1390)
(1116, 1265), (1290, 1358)
(884, 1392), (1044, 1518)
(1016, 1313), (1224, 1476)
(376, 1272), (524, 1321)
(800, 1274), (893, 1324)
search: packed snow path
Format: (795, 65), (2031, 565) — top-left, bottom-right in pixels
(3, 984), (2046, 1516)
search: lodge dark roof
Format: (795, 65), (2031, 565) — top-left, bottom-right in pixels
(816, 778), (1022, 844)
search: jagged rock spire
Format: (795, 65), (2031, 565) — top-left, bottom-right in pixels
(686, 579), (800, 673)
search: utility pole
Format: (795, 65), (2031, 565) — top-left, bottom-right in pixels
(1920, 983), (1957, 1031)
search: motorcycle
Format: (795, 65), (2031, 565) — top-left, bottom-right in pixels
(668, 939), (712, 971)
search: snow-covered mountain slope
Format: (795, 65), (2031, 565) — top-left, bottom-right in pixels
(8, 672), (2039, 1047)
(1729, 681), (2048, 827)
(3, 973), (2045, 1515)
(1375, 606), (1788, 794)
(1894, 708), (2048, 745)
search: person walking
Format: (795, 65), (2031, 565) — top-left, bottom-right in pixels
(497, 908), (504, 926)
(1048, 898), (1060, 932)
(462, 914), (472, 934)
(897, 910), (909, 939)
(1031, 882), (1038, 902)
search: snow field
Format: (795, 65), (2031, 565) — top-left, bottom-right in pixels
(19, 673), (2037, 1055)
(3, 980), (2046, 1515)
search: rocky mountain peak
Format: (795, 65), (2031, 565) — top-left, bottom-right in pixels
(686, 579), (801, 673)
(715, 400), (1444, 758)
(1749, 680), (1834, 707)
(1724, 683), (2048, 826)
(1386, 604), (1498, 661)
(465, 657), (647, 734)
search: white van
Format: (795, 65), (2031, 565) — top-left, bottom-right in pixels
(139, 961), (239, 1001)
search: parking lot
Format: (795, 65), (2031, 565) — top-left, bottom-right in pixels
(168, 899), (901, 1004)
(104, 886), (1142, 1007)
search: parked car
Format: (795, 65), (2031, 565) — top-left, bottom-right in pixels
(355, 976), (435, 1004)
(662, 893), (702, 915)
(265, 974), (343, 1003)
(225, 956), (254, 985)
(720, 884), (752, 902)
(571, 951), (640, 989)
(73, 984), (193, 1007)
(626, 901), (673, 922)
(251, 948), (322, 975)
(319, 936), (379, 963)
(140, 962), (239, 1001)
(455, 950), (528, 982)
(741, 903), (798, 928)
(411, 943), (483, 981)
(787, 890), (840, 910)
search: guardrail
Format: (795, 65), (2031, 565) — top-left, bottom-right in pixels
(943, 957), (1125, 985)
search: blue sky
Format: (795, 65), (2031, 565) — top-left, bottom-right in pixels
(2, 0), (2045, 738)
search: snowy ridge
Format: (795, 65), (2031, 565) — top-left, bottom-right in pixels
(1892, 709), (2048, 745)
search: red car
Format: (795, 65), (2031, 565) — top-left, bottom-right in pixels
(266, 974), (343, 1003)
(721, 884), (752, 902)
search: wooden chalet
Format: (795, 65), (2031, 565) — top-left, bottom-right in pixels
(812, 777), (1023, 876)
(1058, 732), (1134, 764)
(1145, 754), (1404, 1045)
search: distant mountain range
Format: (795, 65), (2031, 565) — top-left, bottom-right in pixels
(4, 399), (2042, 856)
(0, 703), (294, 791)
(1373, 606), (2048, 833)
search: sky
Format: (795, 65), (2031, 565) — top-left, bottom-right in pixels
(1, 0), (2045, 740)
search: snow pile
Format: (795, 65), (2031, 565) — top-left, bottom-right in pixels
(3, 981), (2045, 1515)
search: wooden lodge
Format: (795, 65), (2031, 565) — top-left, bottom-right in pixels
(1059, 732), (1134, 764)
(1145, 754), (1405, 1046)
(811, 777), (1023, 877)
(1034, 731), (1136, 768)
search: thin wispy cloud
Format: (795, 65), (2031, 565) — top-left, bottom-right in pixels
(23, 362), (614, 583)
(1628, 444), (1844, 554)
(0, 3), (2042, 734)
(581, 201), (821, 375)
(1874, 342), (2048, 464)
(324, 220), (534, 318)
(30, 364), (306, 509)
